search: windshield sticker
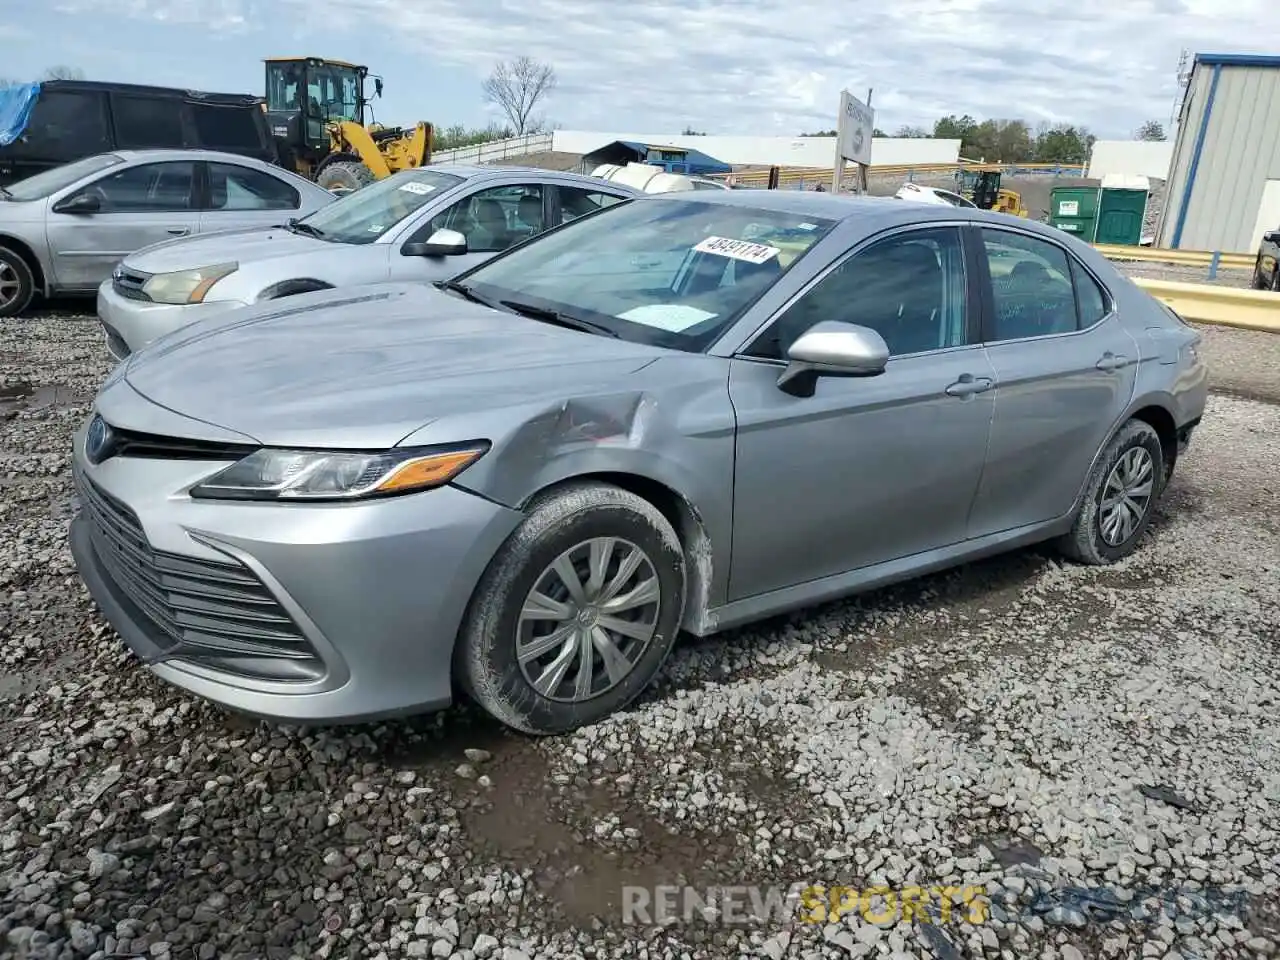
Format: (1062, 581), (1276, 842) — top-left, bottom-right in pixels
(616, 304), (717, 333)
(797, 222), (818, 230)
(367, 224), (384, 232)
(399, 182), (435, 195)
(693, 236), (781, 264)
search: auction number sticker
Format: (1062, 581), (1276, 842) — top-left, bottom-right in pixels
(399, 182), (435, 195)
(693, 236), (780, 264)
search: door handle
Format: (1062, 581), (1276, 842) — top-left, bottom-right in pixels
(166, 227), (190, 236)
(944, 374), (994, 397)
(1096, 353), (1131, 372)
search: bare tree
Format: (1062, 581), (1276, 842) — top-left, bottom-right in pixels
(43, 65), (85, 81)
(481, 56), (556, 136)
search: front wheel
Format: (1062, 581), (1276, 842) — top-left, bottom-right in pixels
(1056, 419), (1166, 565)
(455, 482), (686, 735)
(0, 247), (35, 318)
(316, 160), (375, 195)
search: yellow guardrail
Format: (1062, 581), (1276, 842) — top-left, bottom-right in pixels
(1131, 278), (1280, 333)
(1096, 244), (1255, 270)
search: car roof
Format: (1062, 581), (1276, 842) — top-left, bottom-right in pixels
(635, 187), (1061, 235)
(425, 163), (627, 183)
(111, 148), (278, 168)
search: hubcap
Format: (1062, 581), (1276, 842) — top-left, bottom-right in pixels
(516, 536), (661, 703)
(1099, 447), (1155, 546)
(0, 262), (20, 309)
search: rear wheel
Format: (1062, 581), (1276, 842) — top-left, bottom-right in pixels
(455, 482), (686, 735)
(0, 247), (35, 319)
(316, 160), (375, 195)
(1057, 419), (1166, 565)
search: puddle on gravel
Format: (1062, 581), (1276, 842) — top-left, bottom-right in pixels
(454, 744), (796, 931)
(0, 381), (91, 419)
(0, 652), (81, 704)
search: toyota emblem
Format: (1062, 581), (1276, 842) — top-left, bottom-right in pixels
(85, 414), (115, 464)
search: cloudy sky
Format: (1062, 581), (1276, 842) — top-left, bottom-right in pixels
(2, 0), (1276, 139)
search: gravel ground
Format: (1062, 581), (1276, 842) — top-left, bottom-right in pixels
(1, 310), (1278, 960)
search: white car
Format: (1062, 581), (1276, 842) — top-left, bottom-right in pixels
(894, 182), (977, 208)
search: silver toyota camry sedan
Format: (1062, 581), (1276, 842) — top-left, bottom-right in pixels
(70, 190), (1208, 735)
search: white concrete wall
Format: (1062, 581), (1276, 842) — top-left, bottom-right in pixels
(550, 131), (961, 168)
(1085, 140), (1174, 181)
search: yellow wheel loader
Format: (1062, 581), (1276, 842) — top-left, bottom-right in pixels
(957, 168), (1029, 218)
(262, 57), (432, 194)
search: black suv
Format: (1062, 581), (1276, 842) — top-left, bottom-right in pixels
(0, 80), (278, 187)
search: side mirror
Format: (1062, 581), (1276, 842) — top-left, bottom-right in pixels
(777, 321), (889, 397)
(374, 78), (384, 98)
(53, 193), (101, 215)
(403, 228), (467, 257)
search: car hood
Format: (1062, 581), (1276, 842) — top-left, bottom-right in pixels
(122, 282), (668, 449)
(123, 225), (330, 274)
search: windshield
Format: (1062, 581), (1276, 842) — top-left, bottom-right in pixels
(295, 169), (465, 244)
(4, 153), (124, 201)
(459, 196), (836, 352)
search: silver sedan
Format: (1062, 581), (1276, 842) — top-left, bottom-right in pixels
(0, 149), (336, 317)
(70, 190), (1207, 735)
(95, 164), (640, 359)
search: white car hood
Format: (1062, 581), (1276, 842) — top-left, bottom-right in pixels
(122, 225), (333, 274)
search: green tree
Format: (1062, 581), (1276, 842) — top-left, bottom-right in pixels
(1033, 123), (1094, 164)
(894, 125), (929, 138)
(1136, 119), (1166, 141)
(681, 126), (707, 136)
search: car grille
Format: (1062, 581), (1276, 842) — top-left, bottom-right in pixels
(76, 472), (324, 682)
(112, 267), (152, 302)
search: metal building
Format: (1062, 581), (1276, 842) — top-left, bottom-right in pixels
(1158, 52), (1280, 253)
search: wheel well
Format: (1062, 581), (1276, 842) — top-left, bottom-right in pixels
(1131, 404), (1178, 476)
(526, 472), (716, 634)
(258, 278), (333, 300)
(0, 235), (46, 295)
(314, 152), (361, 177)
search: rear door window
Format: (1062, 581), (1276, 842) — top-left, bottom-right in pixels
(111, 95), (186, 149)
(208, 162), (299, 211)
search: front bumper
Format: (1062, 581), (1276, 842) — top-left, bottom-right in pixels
(69, 417), (524, 724)
(96, 280), (248, 360)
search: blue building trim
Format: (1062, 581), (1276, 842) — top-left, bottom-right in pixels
(1171, 63), (1222, 249)
(1194, 53), (1280, 69)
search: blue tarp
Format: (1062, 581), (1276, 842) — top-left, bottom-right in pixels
(0, 82), (41, 148)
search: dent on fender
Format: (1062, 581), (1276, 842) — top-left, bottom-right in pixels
(462, 390), (720, 635)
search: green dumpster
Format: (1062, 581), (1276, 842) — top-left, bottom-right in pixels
(1049, 187), (1099, 241)
(1095, 188), (1149, 246)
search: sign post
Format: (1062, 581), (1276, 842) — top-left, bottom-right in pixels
(832, 88), (875, 194)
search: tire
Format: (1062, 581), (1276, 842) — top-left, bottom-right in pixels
(0, 246), (35, 319)
(1056, 419), (1166, 566)
(455, 481), (686, 735)
(1272, 267), (1280, 292)
(316, 160), (375, 195)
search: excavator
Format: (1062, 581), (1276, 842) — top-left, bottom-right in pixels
(261, 57), (433, 194)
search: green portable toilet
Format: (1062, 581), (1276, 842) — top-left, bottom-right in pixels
(1049, 186), (1100, 240)
(1094, 174), (1150, 247)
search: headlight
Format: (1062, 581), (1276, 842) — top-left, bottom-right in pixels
(142, 263), (238, 305)
(189, 443), (489, 502)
